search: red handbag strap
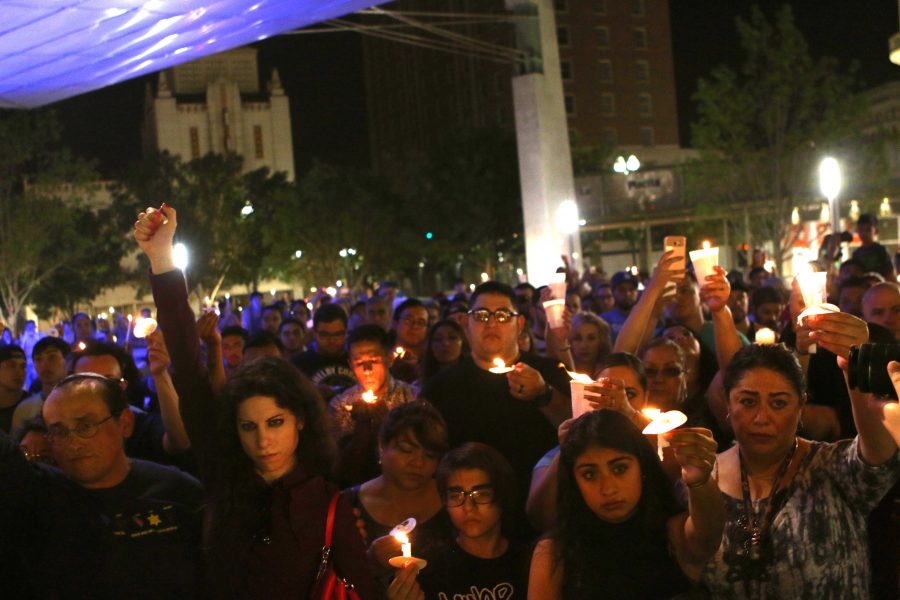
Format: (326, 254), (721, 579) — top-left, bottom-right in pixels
(324, 491), (341, 547)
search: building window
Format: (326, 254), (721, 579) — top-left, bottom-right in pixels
(189, 127), (200, 159)
(638, 93), (653, 116)
(554, 0), (567, 12)
(600, 93), (615, 115)
(635, 60), (649, 82)
(593, 0), (606, 14)
(565, 95), (576, 116)
(253, 125), (264, 159)
(596, 26), (610, 48)
(631, 0), (644, 16)
(597, 60), (613, 82)
(640, 126), (655, 146)
(602, 127), (617, 147)
(557, 26), (570, 46)
(633, 28), (647, 49)
(560, 60), (573, 81)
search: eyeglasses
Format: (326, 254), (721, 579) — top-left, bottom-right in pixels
(644, 367), (683, 378)
(444, 486), (495, 507)
(400, 317), (428, 328)
(467, 308), (519, 324)
(45, 415), (115, 445)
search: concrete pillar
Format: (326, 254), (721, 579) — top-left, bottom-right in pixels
(507, 0), (582, 285)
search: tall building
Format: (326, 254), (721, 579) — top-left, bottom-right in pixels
(142, 47), (295, 180)
(362, 0), (680, 171)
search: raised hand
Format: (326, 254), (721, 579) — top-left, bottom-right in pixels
(583, 377), (637, 419)
(807, 312), (869, 364)
(197, 311), (221, 347)
(664, 427), (717, 488)
(699, 266), (730, 313)
(133, 203), (177, 273)
(146, 330), (171, 378)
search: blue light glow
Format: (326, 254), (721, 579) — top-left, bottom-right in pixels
(0, 0), (391, 108)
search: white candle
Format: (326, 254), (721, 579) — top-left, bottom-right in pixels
(394, 532), (411, 558)
(132, 317), (158, 339)
(361, 390), (377, 404)
(755, 327), (776, 344)
(642, 409), (687, 460)
(567, 370), (595, 419)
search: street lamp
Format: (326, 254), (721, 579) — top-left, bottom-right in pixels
(613, 154), (640, 175)
(240, 201), (254, 217)
(173, 242), (189, 271)
(818, 157), (841, 235)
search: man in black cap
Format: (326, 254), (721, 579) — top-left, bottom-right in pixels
(0, 345), (27, 434)
(601, 271), (639, 341)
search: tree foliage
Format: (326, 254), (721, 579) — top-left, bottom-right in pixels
(688, 5), (876, 267)
(0, 110), (128, 331)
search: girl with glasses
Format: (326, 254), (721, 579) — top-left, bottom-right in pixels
(387, 443), (528, 600)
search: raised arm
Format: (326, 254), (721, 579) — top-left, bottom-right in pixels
(146, 329), (191, 453)
(197, 311), (226, 396)
(809, 311), (898, 464)
(134, 205), (217, 455)
(665, 427), (724, 580)
(701, 266), (743, 372)
(613, 251), (681, 355)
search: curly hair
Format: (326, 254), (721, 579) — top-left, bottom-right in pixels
(214, 357), (336, 513)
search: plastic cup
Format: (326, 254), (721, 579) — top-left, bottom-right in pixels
(548, 272), (567, 300)
(689, 247), (719, 285)
(543, 299), (566, 329)
(570, 378), (594, 418)
(796, 271), (827, 311)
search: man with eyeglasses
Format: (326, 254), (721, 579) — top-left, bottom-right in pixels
(421, 281), (571, 539)
(390, 298), (430, 383)
(0, 373), (203, 598)
(292, 303), (356, 401)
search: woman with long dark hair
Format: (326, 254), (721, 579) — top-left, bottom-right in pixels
(135, 205), (376, 599)
(417, 319), (468, 388)
(528, 410), (723, 598)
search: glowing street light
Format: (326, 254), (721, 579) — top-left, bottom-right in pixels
(613, 154), (641, 175)
(818, 157), (841, 235)
(240, 201), (254, 217)
(173, 242), (189, 271)
(556, 200), (581, 235)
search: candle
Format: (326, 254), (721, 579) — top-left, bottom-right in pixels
(394, 532), (412, 558)
(548, 272), (567, 300)
(795, 270), (839, 354)
(362, 390), (377, 404)
(393, 346), (406, 360)
(488, 358), (514, 374)
(755, 327), (776, 344)
(689, 246), (719, 285)
(642, 409), (687, 460)
(567, 370), (595, 419)
(133, 317), (158, 339)
(388, 519), (428, 570)
(77, 342), (87, 351)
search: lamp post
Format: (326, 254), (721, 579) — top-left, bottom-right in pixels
(613, 154), (640, 175)
(818, 157), (842, 236)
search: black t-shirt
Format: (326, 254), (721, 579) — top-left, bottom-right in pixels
(419, 539), (530, 600)
(292, 349), (356, 396)
(420, 354), (570, 539)
(0, 391), (27, 434)
(853, 242), (894, 278)
(1, 439), (204, 600)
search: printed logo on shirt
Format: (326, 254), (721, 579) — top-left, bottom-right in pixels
(437, 583), (514, 600)
(109, 504), (180, 539)
(311, 366), (356, 390)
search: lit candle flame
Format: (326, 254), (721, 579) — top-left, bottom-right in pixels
(642, 409), (688, 460)
(642, 408), (662, 420)
(755, 327), (776, 344)
(566, 370), (594, 384)
(394, 346), (406, 359)
(362, 390), (377, 404)
(701, 240), (711, 250)
(127, 314), (133, 322)
(133, 317), (158, 339)
(488, 358), (514, 374)
(77, 342), (87, 351)
(394, 532), (412, 558)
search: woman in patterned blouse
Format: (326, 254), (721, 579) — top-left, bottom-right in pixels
(702, 313), (900, 599)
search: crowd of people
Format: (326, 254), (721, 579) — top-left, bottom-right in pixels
(0, 204), (898, 599)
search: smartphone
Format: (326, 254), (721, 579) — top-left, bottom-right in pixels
(663, 236), (686, 293)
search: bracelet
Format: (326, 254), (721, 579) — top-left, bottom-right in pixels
(686, 475), (711, 489)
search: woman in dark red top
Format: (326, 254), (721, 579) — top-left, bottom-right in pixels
(135, 205), (377, 599)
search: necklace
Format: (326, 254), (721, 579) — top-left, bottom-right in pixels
(737, 438), (797, 562)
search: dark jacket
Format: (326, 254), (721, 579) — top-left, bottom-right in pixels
(151, 269), (377, 599)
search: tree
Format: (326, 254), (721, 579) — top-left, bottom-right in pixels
(689, 5), (875, 270)
(0, 110), (128, 332)
(401, 126), (525, 283)
(114, 151), (295, 302)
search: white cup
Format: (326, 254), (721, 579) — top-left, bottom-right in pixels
(548, 272), (567, 300)
(543, 299), (566, 329)
(689, 247), (719, 285)
(796, 271), (827, 310)
(570, 379), (594, 419)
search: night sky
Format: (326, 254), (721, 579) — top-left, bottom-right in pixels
(53, 1), (898, 178)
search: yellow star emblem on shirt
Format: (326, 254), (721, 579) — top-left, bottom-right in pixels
(147, 513), (162, 527)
